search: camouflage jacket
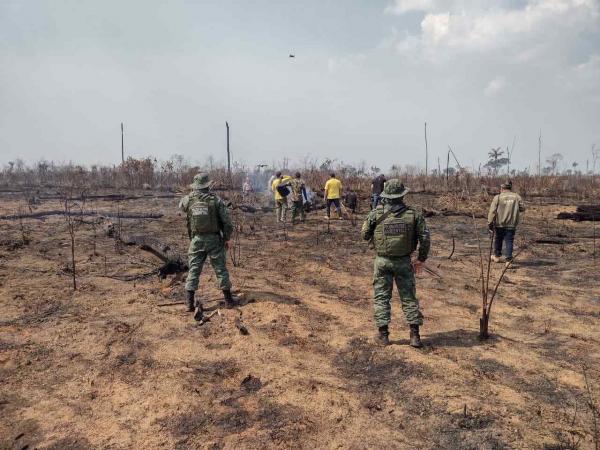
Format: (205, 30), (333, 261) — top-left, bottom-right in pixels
(361, 203), (430, 262)
(179, 189), (233, 240)
(288, 178), (306, 202)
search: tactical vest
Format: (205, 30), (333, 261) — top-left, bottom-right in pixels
(187, 192), (219, 236)
(373, 207), (417, 257)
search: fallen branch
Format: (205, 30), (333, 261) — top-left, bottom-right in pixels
(100, 270), (158, 281)
(198, 309), (220, 326)
(114, 232), (188, 277)
(533, 237), (576, 245)
(235, 314), (249, 335)
(424, 208), (485, 219)
(448, 236), (455, 259)
(422, 265), (443, 279)
(235, 205), (272, 214)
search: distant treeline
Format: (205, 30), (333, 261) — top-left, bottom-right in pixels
(1, 156), (598, 199)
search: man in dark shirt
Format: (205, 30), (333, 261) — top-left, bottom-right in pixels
(371, 174), (386, 209)
(344, 189), (358, 214)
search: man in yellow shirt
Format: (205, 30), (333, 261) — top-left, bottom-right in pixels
(324, 173), (342, 219)
(271, 171), (291, 223)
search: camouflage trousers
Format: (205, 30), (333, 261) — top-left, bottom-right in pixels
(185, 234), (231, 291)
(291, 200), (305, 223)
(275, 199), (288, 222)
(372, 255), (423, 327)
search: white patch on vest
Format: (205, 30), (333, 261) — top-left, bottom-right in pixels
(384, 222), (407, 236)
(191, 203), (209, 216)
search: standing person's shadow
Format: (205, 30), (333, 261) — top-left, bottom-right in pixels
(390, 328), (502, 348)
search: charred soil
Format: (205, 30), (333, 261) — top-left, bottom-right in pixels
(0, 192), (599, 449)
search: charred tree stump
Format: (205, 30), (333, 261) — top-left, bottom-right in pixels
(479, 313), (490, 339)
(108, 228), (188, 277)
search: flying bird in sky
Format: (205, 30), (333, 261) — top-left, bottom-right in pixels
(289, 54), (295, 58)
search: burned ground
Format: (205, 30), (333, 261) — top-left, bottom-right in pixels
(0, 192), (599, 449)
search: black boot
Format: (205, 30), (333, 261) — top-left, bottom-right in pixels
(193, 303), (204, 322)
(185, 290), (195, 312)
(409, 324), (423, 348)
(376, 325), (390, 346)
(223, 289), (237, 309)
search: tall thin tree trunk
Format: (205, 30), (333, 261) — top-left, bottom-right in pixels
(121, 122), (124, 164)
(71, 227), (76, 290)
(446, 150), (450, 189)
(538, 129), (542, 177)
(424, 122), (428, 177)
(226, 121), (231, 185)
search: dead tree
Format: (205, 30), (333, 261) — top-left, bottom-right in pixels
(424, 121), (428, 178)
(473, 214), (527, 339)
(17, 206), (30, 245)
(229, 221), (243, 267)
(582, 367), (599, 450)
(63, 195), (84, 290)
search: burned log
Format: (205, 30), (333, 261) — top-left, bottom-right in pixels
(0, 210), (163, 221)
(557, 205), (600, 222)
(110, 230), (188, 277)
(423, 208), (485, 219)
(533, 237), (576, 245)
(235, 205), (272, 214)
(39, 193), (180, 201)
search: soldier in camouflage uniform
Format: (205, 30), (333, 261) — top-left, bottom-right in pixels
(179, 173), (235, 321)
(361, 179), (430, 347)
(289, 172), (306, 224)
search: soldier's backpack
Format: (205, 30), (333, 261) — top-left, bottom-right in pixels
(373, 206), (417, 257)
(276, 183), (291, 197)
(187, 193), (219, 236)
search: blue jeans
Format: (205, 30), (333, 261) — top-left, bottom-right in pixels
(494, 228), (515, 259)
(372, 194), (381, 210)
(326, 199), (341, 217)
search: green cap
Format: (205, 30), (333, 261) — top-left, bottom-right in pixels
(380, 179), (410, 199)
(189, 173), (213, 190)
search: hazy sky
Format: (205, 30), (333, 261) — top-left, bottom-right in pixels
(1, 0), (599, 171)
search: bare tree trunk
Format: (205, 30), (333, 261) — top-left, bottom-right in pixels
(479, 313), (490, 339)
(70, 224), (76, 290)
(121, 122), (124, 164)
(424, 122), (428, 177)
(446, 150), (450, 190)
(594, 215), (597, 263)
(92, 218), (97, 257)
(226, 121), (231, 186)
(18, 206), (29, 245)
(64, 198), (78, 290)
(538, 129), (542, 178)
